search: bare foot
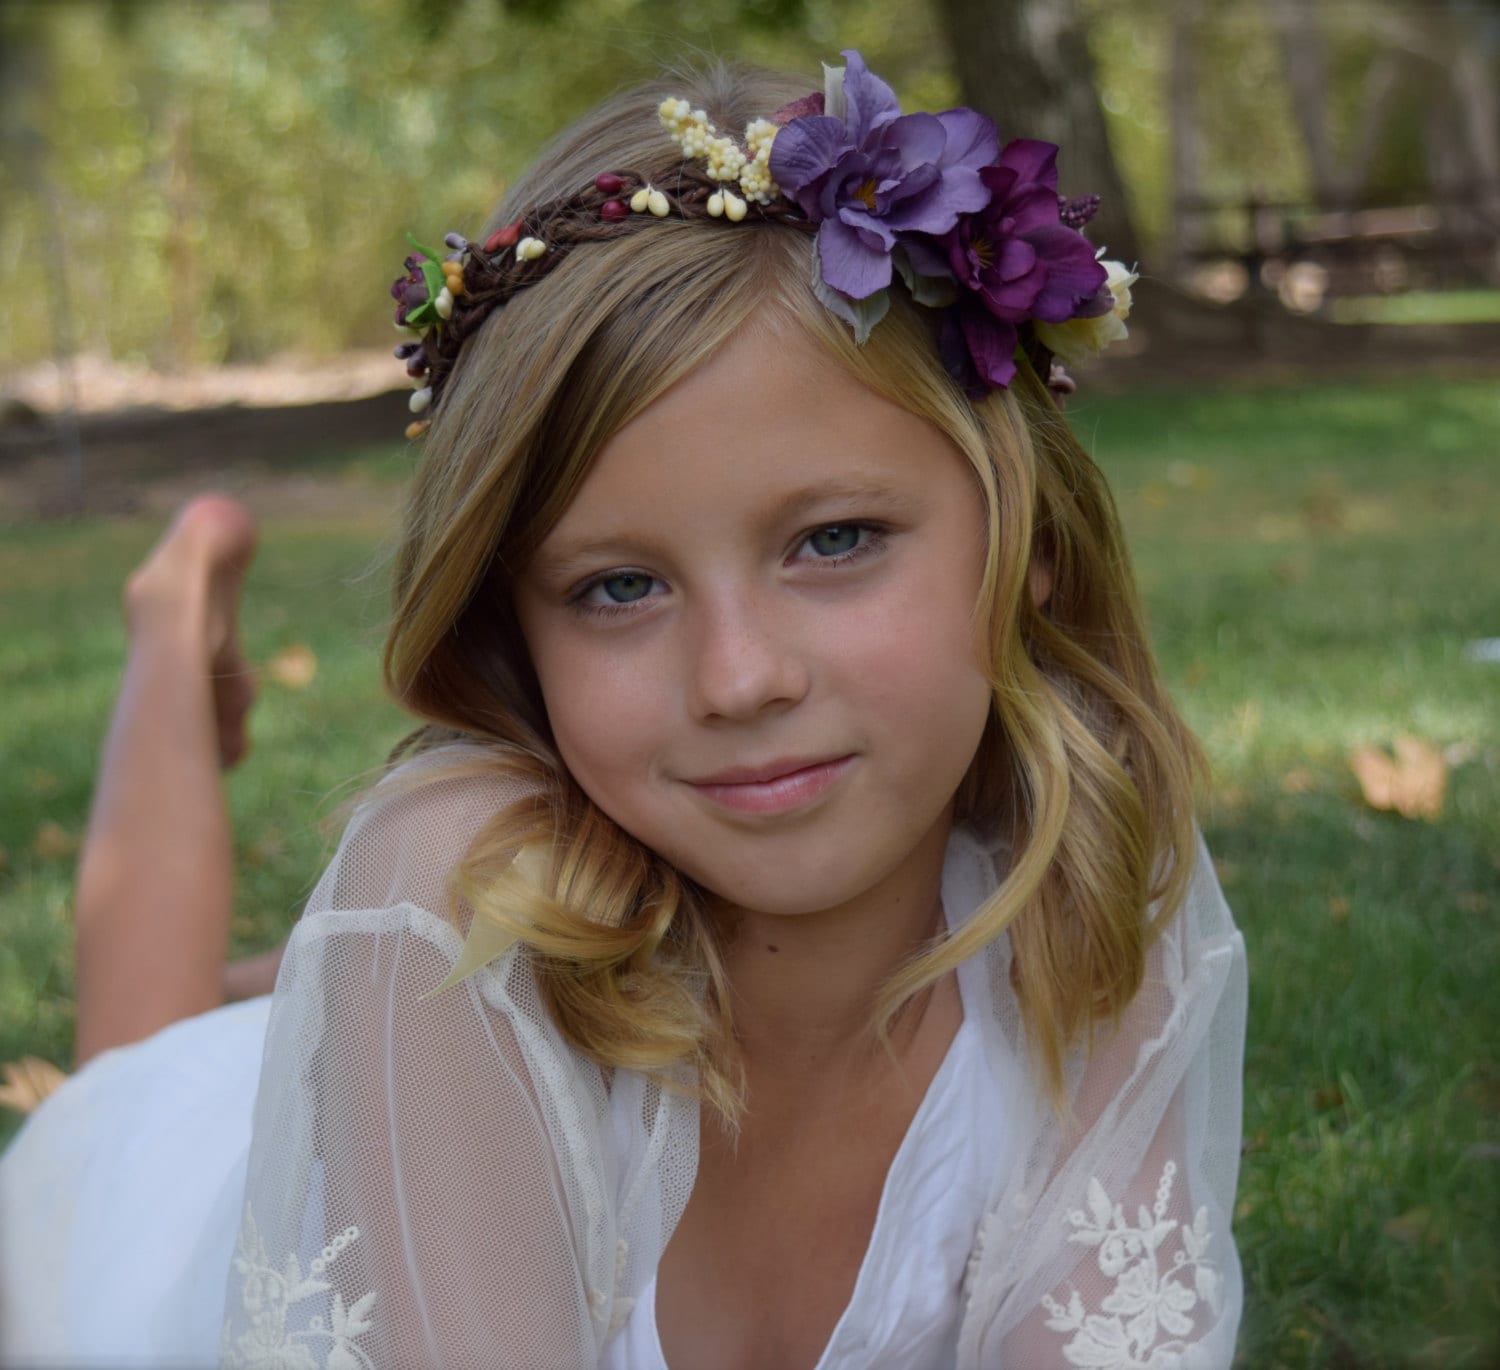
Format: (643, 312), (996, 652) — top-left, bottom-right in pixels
(123, 496), (259, 768)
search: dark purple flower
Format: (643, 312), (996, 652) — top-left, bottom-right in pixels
(769, 50), (998, 300)
(939, 139), (1110, 387)
(390, 254), (430, 324)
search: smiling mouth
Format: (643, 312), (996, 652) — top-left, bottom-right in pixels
(685, 756), (855, 815)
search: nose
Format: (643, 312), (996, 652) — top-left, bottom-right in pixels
(684, 591), (810, 723)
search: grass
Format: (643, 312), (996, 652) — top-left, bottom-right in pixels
(1329, 289), (1500, 327)
(2, 376), (1497, 1367)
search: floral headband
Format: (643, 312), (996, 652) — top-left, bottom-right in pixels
(392, 50), (1136, 439)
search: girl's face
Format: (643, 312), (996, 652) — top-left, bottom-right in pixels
(513, 323), (995, 918)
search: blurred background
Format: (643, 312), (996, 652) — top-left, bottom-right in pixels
(1, 2), (1497, 1367)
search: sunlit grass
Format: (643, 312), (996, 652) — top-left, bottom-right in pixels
(1, 376), (1497, 1365)
(1330, 289), (1500, 326)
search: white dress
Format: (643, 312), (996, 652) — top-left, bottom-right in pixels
(0, 746), (1248, 1369)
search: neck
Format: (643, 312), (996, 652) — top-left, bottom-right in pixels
(711, 808), (955, 1076)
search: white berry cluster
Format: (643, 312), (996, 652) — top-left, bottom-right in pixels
(739, 118), (780, 203)
(657, 98), (782, 206)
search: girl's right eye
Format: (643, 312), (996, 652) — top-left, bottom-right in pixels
(571, 570), (660, 617)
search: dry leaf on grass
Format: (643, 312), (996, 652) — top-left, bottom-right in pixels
(0, 1056), (68, 1114)
(1281, 768), (1320, 794)
(267, 643), (317, 689)
(1349, 735), (1447, 821)
(1382, 1205), (1438, 1247)
(26, 769), (61, 798)
(32, 821), (77, 861)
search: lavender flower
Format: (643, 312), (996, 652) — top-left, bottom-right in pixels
(938, 139), (1111, 388)
(769, 50), (998, 302)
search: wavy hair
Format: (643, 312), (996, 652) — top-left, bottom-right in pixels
(381, 62), (1206, 1124)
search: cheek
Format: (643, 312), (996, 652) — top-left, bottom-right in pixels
(523, 629), (681, 837)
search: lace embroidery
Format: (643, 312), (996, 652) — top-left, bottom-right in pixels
(1042, 1160), (1222, 1370)
(221, 1205), (376, 1370)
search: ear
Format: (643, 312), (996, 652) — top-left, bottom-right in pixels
(1028, 556), (1053, 611)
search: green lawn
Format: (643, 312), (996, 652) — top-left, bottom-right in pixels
(2, 377), (1497, 1367)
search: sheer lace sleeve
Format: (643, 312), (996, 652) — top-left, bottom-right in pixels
(960, 829), (1248, 1369)
(219, 747), (697, 1369)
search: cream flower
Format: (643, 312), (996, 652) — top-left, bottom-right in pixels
(1034, 255), (1138, 365)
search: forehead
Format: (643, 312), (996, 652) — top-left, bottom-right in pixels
(532, 324), (971, 554)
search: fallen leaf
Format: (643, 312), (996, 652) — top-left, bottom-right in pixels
(0, 1056), (68, 1114)
(1254, 512), (1302, 542)
(1165, 460), (1213, 491)
(267, 643), (317, 689)
(1212, 858), (1241, 885)
(1301, 489), (1345, 531)
(32, 821), (77, 861)
(1383, 1206), (1437, 1247)
(1281, 768), (1319, 794)
(1328, 894), (1350, 920)
(26, 770), (60, 798)
(1442, 741), (1479, 767)
(1230, 700), (1262, 744)
(1313, 1082), (1345, 1112)
(245, 827), (286, 867)
(1349, 735), (1446, 820)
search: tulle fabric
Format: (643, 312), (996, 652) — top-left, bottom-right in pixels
(219, 750), (697, 1369)
(956, 826), (1248, 1369)
(220, 745), (1246, 1369)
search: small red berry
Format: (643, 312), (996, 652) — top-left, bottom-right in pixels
(600, 199), (629, 222)
(482, 220), (524, 254)
(594, 172), (627, 195)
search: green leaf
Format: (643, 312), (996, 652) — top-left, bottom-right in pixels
(893, 247), (956, 309)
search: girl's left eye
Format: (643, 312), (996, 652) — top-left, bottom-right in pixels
(796, 522), (884, 564)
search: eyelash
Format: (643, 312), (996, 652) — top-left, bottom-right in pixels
(567, 521), (889, 621)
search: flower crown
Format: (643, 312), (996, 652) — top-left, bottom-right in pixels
(392, 50), (1136, 438)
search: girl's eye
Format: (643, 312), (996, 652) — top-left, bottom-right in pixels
(596, 572), (654, 604)
(796, 522), (885, 566)
(568, 569), (663, 618)
(807, 524), (863, 557)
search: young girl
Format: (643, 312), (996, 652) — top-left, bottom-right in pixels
(0, 54), (1247, 1369)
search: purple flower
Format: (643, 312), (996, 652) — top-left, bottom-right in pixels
(939, 139), (1111, 388)
(769, 50), (998, 300)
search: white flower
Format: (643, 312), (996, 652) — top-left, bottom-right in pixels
(1034, 254), (1138, 365)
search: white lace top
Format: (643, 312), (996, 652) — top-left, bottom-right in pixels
(605, 911), (1012, 1370)
(0, 745), (1248, 1369)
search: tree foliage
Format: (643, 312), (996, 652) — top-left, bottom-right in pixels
(2, 0), (1479, 369)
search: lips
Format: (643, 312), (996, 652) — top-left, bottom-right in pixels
(684, 755), (855, 815)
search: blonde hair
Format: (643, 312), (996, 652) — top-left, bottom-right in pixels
(382, 63), (1206, 1123)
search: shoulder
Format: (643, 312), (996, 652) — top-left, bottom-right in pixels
(1149, 826), (1246, 994)
(307, 741), (550, 924)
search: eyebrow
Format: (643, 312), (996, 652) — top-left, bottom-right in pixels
(530, 476), (921, 579)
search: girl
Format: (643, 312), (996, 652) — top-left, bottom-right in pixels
(0, 54), (1247, 1369)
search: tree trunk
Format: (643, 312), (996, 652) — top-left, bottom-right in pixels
(1167, 0), (1205, 278)
(1450, 23), (1500, 235)
(1265, 0), (1343, 205)
(1342, 50), (1404, 207)
(934, 0), (1140, 265)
